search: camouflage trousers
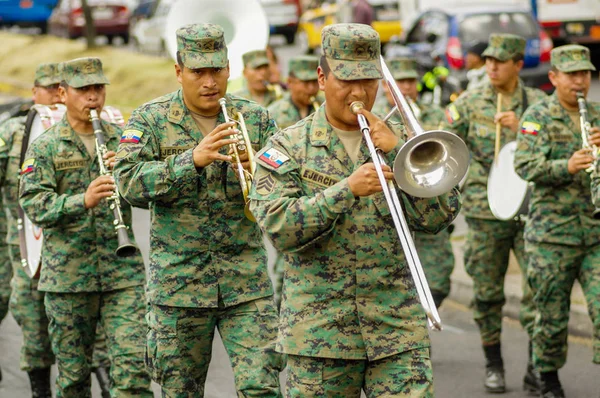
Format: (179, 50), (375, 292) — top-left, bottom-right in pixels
(0, 234), (11, 323)
(286, 348), (433, 398)
(9, 246), (109, 371)
(45, 285), (152, 398)
(414, 229), (455, 299)
(146, 297), (283, 397)
(525, 240), (600, 371)
(464, 217), (535, 345)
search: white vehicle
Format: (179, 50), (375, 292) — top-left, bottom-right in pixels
(534, 0), (600, 46)
(260, 0), (301, 44)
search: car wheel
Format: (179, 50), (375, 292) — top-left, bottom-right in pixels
(122, 33), (130, 44)
(107, 35), (114, 45)
(285, 32), (295, 45)
(38, 21), (48, 34)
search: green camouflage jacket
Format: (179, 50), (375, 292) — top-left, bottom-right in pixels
(18, 117), (145, 293)
(515, 93), (600, 246)
(267, 92), (325, 130)
(0, 116), (26, 245)
(232, 86), (279, 108)
(113, 90), (278, 308)
(372, 97), (445, 131)
(441, 80), (547, 219)
(249, 105), (461, 361)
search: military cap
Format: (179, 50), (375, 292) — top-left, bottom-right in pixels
(551, 44), (596, 72)
(482, 33), (526, 62)
(288, 55), (319, 81)
(176, 23), (228, 69)
(62, 57), (109, 88)
(242, 50), (270, 69)
(466, 41), (488, 58)
(387, 57), (418, 80)
(34, 63), (62, 87)
(321, 23), (382, 80)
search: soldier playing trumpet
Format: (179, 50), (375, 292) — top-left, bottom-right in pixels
(515, 44), (600, 398)
(18, 57), (152, 397)
(114, 23), (283, 396)
(234, 49), (282, 107)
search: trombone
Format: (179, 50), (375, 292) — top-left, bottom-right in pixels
(349, 57), (469, 330)
(219, 98), (256, 221)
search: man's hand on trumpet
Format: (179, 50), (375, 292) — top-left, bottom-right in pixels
(192, 122), (238, 168)
(229, 147), (252, 174)
(354, 107), (399, 153)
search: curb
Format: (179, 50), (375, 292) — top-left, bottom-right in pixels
(447, 236), (593, 339)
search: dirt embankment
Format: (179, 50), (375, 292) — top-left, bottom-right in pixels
(0, 32), (180, 116)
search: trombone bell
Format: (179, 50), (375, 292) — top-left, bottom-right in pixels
(393, 130), (470, 198)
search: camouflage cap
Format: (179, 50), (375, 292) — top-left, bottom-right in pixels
(34, 63), (62, 87)
(482, 33), (526, 62)
(288, 55), (319, 81)
(551, 44), (596, 72)
(62, 57), (110, 88)
(176, 23), (228, 69)
(242, 50), (270, 69)
(387, 57), (418, 80)
(321, 23), (382, 80)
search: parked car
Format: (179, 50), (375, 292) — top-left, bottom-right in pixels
(260, 0), (301, 45)
(48, 0), (131, 44)
(130, 0), (174, 54)
(393, 4), (554, 93)
(0, 0), (58, 33)
(298, 0), (401, 54)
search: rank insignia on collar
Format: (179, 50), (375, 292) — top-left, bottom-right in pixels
(259, 148), (289, 169)
(521, 121), (540, 136)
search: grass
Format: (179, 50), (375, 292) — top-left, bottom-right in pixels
(0, 32), (181, 117)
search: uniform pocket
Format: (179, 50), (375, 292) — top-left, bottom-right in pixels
(145, 309), (179, 388)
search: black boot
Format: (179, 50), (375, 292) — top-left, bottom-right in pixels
(483, 344), (506, 393)
(27, 367), (52, 398)
(92, 366), (111, 398)
(524, 341), (541, 395)
(539, 371), (565, 398)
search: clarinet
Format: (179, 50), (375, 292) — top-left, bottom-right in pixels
(576, 93), (600, 219)
(90, 109), (138, 257)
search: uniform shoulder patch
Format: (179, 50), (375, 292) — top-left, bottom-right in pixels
(521, 121), (540, 136)
(0, 137), (5, 147)
(21, 158), (35, 175)
(255, 173), (275, 195)
(258, 148), (289, 169)
(445, 104), (460, 123)
(120, 129), (144, 144)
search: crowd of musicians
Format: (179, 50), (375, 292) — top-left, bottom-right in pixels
(0, 19), (598, 398)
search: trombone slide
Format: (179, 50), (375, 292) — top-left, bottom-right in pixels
(352, 101), (443, 330)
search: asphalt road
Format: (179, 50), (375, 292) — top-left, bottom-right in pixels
(1, 37), (599, 397)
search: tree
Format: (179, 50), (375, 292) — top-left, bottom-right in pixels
(81, 0), (97, 48)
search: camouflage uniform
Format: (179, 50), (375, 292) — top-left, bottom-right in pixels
(250, 24), (461, 397)
(0, 195), (10, 322)
(441, 35), (547, 347)
(233, 50), (281, 107)
(514, 45), (600, 373)
(267, 55), (321, 308)
(113, 24), (283, 397)
(372, 57), (455, 304)
(18, 58), (152, 397)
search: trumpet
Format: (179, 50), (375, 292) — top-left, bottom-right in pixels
(576, 92), (600, 219)
(218, 98), (256, 221)
(89, 109), (138, 257)
(265, 81), (284, 101)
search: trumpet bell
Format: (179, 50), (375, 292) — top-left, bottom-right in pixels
(394, 130), (469, 198)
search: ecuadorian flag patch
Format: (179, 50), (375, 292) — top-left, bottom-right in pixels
(259, 148), (289, 169)
(445, 104), (460, 123)
(521, 122), (540, 136)
(120, 129), (143, 144)
(21, 158), (35, 175)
